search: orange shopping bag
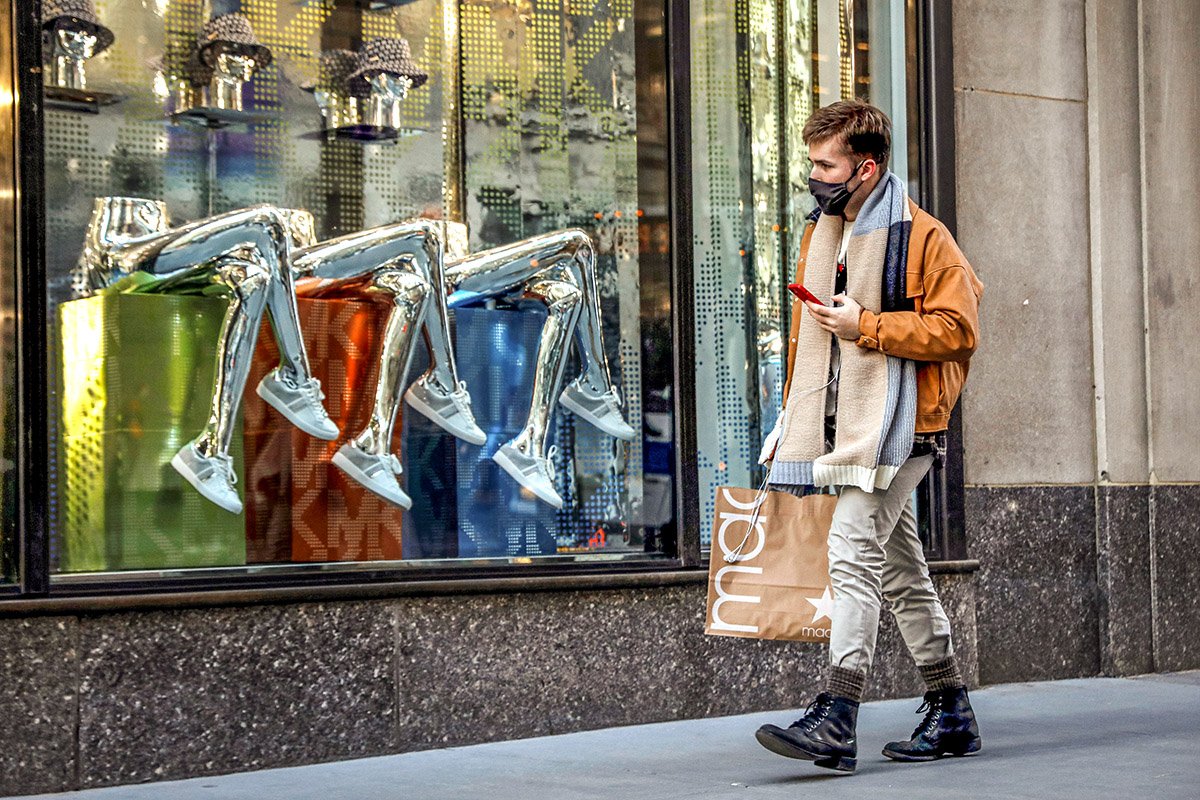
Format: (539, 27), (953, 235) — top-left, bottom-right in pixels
(704, 484), (838, 643)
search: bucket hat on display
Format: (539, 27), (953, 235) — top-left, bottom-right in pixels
(348, 38), (427, 96)
(42, 0), (115, 54)
(317, 48), (358, 93)
(183, 45), (213, 88)
(197, 12), (272, 69)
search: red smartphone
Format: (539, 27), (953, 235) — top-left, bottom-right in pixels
(788, 283), (825, 306)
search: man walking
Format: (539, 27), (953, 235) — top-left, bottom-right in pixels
(755, 100), (984, 773)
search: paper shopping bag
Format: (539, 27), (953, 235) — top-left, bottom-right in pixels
(704, 486), (838, 643)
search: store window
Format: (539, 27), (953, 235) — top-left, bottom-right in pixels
(690, 0), (915, 544)
(42, 0), (673, 579)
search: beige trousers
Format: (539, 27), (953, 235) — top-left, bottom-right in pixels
(827, 454), (954, 675)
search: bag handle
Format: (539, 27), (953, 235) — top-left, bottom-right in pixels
(732, 361), (841, 565)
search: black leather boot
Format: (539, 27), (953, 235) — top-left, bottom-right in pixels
(755, 693), (859, 773)
(882, 686), (982, 762)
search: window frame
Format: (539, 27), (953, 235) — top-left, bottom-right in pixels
(14, 0), (51, 597)
(0, 0), (21, 594)
(913, 0), (968, 563)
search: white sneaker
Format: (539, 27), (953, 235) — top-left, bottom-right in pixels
(559, 379), (636, 441)
(256, 368), (340, 440)
(331, 442), (412, 510)
(493, 443), (564, 509)
(404, 377), (487, 445)
(170, 443), (242, 514)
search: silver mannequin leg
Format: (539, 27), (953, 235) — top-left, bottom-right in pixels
(445, 229), (589, 305)
(83, 201), (324, 453)
(298, 267), (430, 456)
(358, 269), (430, 455)
(444, 228), (630, 459)
(194, 257), (271, 458)
(152, 206), (315, 383)
(420, 256), (460, 394)
(444, 229), (615, 395)
(561, 236), (612, 394)
(295, 219), (463, 393)
(507, 274), (583, 458)
(292, 219), (469, 446)
(77, 197), (339, 513)
(291, 220), (478, 509)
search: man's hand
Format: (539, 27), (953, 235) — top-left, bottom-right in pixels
(805, 294), (863, 340)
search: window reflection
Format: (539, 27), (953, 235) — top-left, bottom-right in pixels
(691, 0), (914, 544)
(43, 0), (673, 576)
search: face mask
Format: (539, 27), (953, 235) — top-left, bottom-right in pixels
(808, 160), (867, 217)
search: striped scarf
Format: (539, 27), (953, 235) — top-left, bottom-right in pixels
(769, 171), (916, 492)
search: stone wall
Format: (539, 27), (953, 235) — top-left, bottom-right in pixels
(0, 575), (977, 795)
(954, 0), (1200, 682)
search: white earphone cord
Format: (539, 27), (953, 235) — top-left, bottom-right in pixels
(725, 362), (839, 563)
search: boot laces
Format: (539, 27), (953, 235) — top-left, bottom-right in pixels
(790, 695), (833, 732)
(912, 694), (944, 738)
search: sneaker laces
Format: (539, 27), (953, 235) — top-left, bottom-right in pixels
(280, 370), (327, 404)
(450, 381), (476, 414)
(198, 452), (237, 486)
(542, 445), (559, 482)
(357, 449), (402, 478)
(572, 380), (622, 408)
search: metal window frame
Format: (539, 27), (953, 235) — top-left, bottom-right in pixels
(0, 0), (962, 610)
(0, 0), (21, 597)
(13, 0), (49, 596)
(913, 0), (967, 562)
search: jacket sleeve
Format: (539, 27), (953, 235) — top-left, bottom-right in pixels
(855, 264), (981, 362)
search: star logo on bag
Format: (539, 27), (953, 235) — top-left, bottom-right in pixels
(805, 586), (835, 624)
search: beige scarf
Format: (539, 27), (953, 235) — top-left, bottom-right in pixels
(769, 172), (916, 492)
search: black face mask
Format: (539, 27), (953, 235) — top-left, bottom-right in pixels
(808, 160), (867, 217)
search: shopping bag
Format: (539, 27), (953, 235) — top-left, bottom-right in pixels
(704, 485), (838, 643)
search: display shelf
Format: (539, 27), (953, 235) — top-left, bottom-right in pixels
(169, 106), (279, 130)
(296, 125), (426, 143)
(43, 86), (122, 114)
(290, 0), (421, 9)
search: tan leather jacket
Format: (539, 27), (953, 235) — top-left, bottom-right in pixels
(782, 200), (984, 433)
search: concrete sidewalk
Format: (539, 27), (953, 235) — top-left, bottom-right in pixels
(11, 673), (1200, 800)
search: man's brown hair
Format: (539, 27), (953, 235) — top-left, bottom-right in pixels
(802, 100), (891, 166)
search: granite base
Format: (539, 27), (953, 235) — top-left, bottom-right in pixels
(1152, 484), (1200, 672)
(966, 485), (1101, 684)
(0, 576), (976, 794)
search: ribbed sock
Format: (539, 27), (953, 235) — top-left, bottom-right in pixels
(826, 665), (866, 702)
(918, 656), (963, 692)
